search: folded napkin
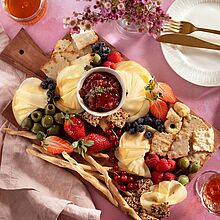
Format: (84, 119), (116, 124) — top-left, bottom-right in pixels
(0, 25), (101, 220)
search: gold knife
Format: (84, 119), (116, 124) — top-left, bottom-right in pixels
(157, 34), (220, 50)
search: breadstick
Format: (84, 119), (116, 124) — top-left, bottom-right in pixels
(89, 152), (109, 159)
(83, 154), (142, 220)
(62, 152), (118, 207)
(3, 128), (37, 140)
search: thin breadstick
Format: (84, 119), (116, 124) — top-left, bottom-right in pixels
(83, 154), (142, 220)
(86, 171), (105, 182)
(3, 128), (37, 140)
(62, 151), (118, 207)
(89, 152), (109, 159)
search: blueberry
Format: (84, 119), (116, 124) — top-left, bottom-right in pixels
(137, 125), (145, 132)
(132, 121), (139, 129)
(102, 46), (110, 54)
(144, 115), (153, 125)
(101, 54), (108, 60)
(137, 118), (144, 125)
(54, 95), (60, 101)
(124, 122), (131, 131)
(40, 81), (48, 89)
(144, 131), (153, 139)
(47, 90), (55, 99)
(100, 41), (105, 47)
(46, 77), (55, 85)
(129, 127), (137, 135)
(48, 83), (55, 90)
(155, 119), (162, 126)
(92, 44), (100, 52)
(157, 124), (165, 132)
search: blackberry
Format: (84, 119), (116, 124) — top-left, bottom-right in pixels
(54, 95), (61, 101)
(40, 81), (48, 89)
(48, 83), (55, 91)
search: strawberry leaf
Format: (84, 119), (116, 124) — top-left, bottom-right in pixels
(84, 140), (94, 147)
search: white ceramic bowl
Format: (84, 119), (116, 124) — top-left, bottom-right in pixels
(77, 67), (126, 117)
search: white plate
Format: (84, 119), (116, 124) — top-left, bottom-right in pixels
(161, 0), (220, 87)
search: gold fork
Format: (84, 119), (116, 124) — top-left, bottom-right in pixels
(163, 20), (220, 35)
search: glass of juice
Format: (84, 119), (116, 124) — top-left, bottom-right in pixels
(2, 0), (47, 24)
(195, 170), (220, 215)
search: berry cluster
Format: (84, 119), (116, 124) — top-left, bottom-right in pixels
(103, 51), (123, 70)
(145, 154), (177, 184)
(113, 171), (139, 192)
(124, 113), (165, 137)
(104, 122), (123, 147)
(108, 156), (119, 171)
(40, 78), (60, 102)
(92, 41), (111, 61)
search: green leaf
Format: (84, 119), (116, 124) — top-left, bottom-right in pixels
(71, 141), (78, 149)
(81, 145), (88, 153)
(84, 140), (94, 147)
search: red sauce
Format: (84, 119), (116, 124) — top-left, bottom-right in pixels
(202, 174), (220, 213)
(79, 72), (122, 112)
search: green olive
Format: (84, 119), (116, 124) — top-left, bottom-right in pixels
(189, 162), (201, 174)
(177, 175), (189, 186)
(47, 125), (61, 136)
(54, 112), (64, 125)
(92, 53), (101, 66)
(21, 118), (33, 130)
(31, 111), (42, 122)
(177, 157), (190, 170)
(41, 115), (54, 128)
(36, 131), (46, 141)
(31, 123), (45, 134)
(45, 104), (56, 115)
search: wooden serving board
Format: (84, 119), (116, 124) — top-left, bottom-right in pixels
(1, 28), (220, 148)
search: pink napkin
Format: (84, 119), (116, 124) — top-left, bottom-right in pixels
(0, 25), (101, 220)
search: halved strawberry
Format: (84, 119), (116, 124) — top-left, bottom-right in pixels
(150, 99), (168, 121)
(43, 136), (73, 155)
(155, 82), (176, 104)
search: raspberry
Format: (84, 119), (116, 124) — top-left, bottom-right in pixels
(145, 154), (160, 170)
(103, 61), (116, 69)
(107, 51), (123, 63)
(152, 171), (164, 184)
(156, 158), (169, 173)
(167, 159), (177, 171)
(163, 172), (176, 181)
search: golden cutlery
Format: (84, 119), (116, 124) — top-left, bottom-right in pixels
(163, 20), (220, 35)
(157, 33), (220, 50)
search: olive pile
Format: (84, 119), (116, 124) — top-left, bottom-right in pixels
(21, 104), (64, 141)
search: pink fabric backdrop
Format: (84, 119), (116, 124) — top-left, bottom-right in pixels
(0, 0), (220, 219)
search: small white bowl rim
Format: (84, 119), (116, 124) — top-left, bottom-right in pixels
(77, 67), (126, 117)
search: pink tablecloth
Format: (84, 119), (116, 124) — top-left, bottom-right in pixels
(0, 0), (220, 219)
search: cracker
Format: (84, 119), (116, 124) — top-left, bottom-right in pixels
(164, 119), (182, 134)
(78, 45), (93, 57)
(53, 39), (72, 53)
(174, 102), (190, 117)
(192, 128), (215, 152)
(167, 133), (190, 159)
(83, 112), (102, 127)
(166, 108), (181, 121)
(41, 55), (69, 79)
(71, 30), (98, 50)
(150, 132), (174, 157)
(58, 51), (80, 62)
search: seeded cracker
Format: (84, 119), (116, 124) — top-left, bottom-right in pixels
(150, 132), (174, 157)
(151, 202), (170, 218)
(83, 112), (102, 127)
(53, 39), (72, 54)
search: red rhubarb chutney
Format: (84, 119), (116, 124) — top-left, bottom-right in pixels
(79, 72), (122, 112)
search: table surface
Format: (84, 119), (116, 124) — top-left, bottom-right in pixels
(0, 0), (220, 220)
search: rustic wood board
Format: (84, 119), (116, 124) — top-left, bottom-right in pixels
(1, 29), (220, 214)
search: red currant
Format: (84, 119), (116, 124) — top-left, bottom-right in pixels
(120, 185), (127, 191)
(105, 129), (113, 136)
(108, 123), (114, 129)
(113, 163), (119, 171)
(127, 183), (134, 190)
(114, 140), (119, 146)
(121, 175), (128, 182)
(109, 135), (117, 141)
(108, 156), (115, 163)
(121, 171), (127, 176)
(127, 176), (134, 183)
(116, 129), (123, 136)
(133, 183), (139, 189)
(113, 174), (121, 182)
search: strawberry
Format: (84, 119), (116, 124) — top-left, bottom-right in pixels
(84, 133), (113, 153)
(43, 136), (73, 155)
(145, 154), (160, 170)
(155, 82), (176, 104)
(103, 61), (116, 70)
(63, 114), (86, 140)
(107, 51), (123, 63)
(150, 99), (168, 121)
(156, 158), (170, 173)
(167, 159), (177, 171)
(163, 172), (176, 181)
(152, 171), (164, 184)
